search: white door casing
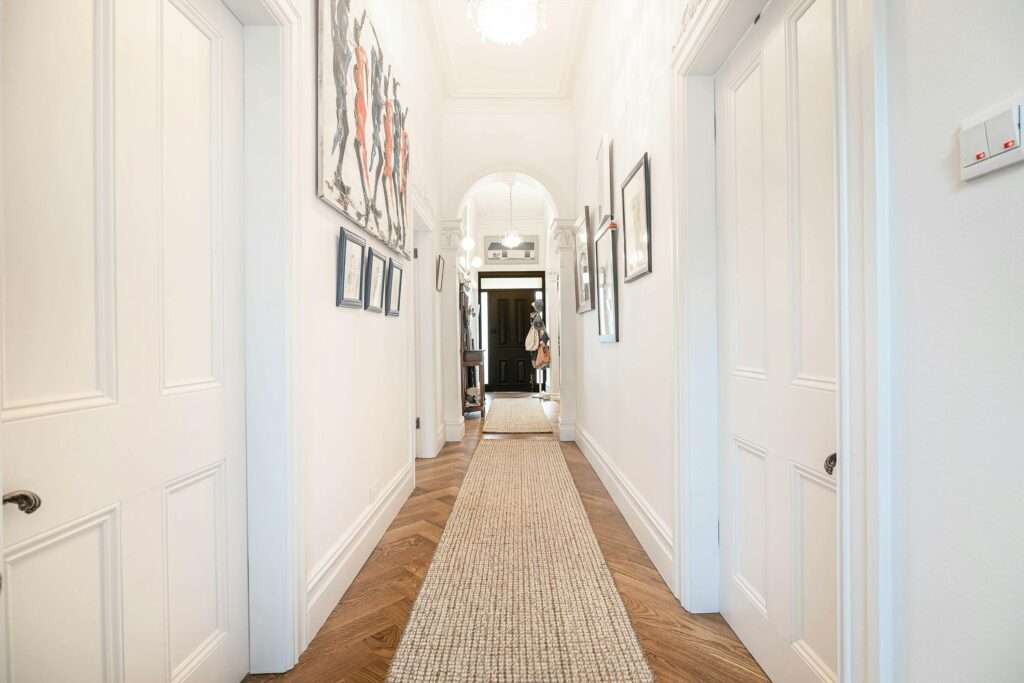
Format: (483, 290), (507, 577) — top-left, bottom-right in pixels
(716, 0), (839, 680)
(0, 0), (249, 680)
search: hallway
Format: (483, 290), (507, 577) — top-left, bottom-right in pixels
(247, 397), (766, 682)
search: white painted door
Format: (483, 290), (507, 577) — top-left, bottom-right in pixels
(0, 0), (248, 681)
(716, 0), (838, 681)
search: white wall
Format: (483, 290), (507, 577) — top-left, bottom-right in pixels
(570, 0), (685, 585)
(885, 1), (1024, 679)
(292, 0), (443, 643)
(441, 98), (575, 218)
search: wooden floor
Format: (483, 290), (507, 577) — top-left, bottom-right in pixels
(246, 395), (767, 682)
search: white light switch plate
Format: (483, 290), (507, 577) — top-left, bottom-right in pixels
(961, 98), (1024, 181)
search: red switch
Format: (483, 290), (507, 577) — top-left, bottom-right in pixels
(976, 152), (987, 161)
(1004, 139), (1017, 150)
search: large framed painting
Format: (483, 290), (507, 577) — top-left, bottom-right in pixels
(317, 0), (411, 258)
(574, 207), (595, 313)
(484, 235), (540, 265)
(364, 248), (387, 312)
(594, 219), (619, 343)
(621, 153), (652, 282)
(336, 227), (366, 308)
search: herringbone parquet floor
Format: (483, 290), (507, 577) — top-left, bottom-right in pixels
(246, 396), (767, 682)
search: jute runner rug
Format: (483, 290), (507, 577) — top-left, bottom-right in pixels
(388, 440), (653, 682)
(482, 396), (553, 434)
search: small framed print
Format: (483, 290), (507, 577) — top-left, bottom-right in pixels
(364, 248), (387, 313)
(595, 218), (619, 343)
(435, 254), (445, 292)
(336, 227), (367, 308)
(385, 258), (404, 317)
(621, 153), (652, 282)
(574, 207), (595, 314)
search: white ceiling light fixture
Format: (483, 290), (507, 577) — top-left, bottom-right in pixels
(467, 0), (545, 47)
(460, 235), (476, 252)
(470, 256), (483, 269)
(500, 182), (523, 249)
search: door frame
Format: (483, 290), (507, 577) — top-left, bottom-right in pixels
(477, 270), (547, 392)
(225, 0), (305, 673)
(669, 1), (892, 681)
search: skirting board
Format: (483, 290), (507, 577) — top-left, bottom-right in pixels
(444, 419), (465, 442)
(575, 425), (675, 589)
(305, 461), (415, 642)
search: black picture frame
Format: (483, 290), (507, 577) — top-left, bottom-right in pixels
(385, 258), (404, 317)
(336, 227), (367, 308)
(435, 254), (445, 292)
(574, 206), (596, 314)
(621, 153), (652, 282)
(364, 248), (387, 313)
(594, 218), (619, 343)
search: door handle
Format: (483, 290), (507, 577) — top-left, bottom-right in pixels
(824, 453), (837, 476)
(3, 490), (42, 514)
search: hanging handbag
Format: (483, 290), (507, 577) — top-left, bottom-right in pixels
(533, 341), (551, 369)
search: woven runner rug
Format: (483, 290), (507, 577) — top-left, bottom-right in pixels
(482, 396), (553, 433)
(387, 440), (653, 682)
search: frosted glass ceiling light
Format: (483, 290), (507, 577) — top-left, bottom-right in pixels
(467, 0), (545, 46)
(460, 235), (475, 252)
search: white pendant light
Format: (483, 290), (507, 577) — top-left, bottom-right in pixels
(467, 0), (545, 47)
(460, 235), (475, 252)
(500, 182), (522, 249)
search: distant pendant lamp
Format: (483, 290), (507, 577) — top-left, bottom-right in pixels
(460, 235), (475, 252)
(467, 0), (545, 47)
(501, 183), (523, 249)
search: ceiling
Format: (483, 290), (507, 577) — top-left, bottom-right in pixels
(428, 0), (589, 98)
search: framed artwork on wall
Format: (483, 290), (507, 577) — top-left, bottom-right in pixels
(483, 234), (540, 265)
(574, 206), (595, 314)
(385, 258), (404, 317)
(364, 248), (387, 312)
(595, 136), (615, 224)
(317, 0), (412, 258)
(621, 153), (652, 282)
(435, 254), (445, 292)
(336, 227), (367, 308)
(594, 218), (619, 343)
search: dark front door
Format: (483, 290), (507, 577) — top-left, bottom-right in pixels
(486, 289), (535, 392)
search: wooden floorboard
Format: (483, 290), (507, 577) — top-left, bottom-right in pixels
(246, 395), (767, 682)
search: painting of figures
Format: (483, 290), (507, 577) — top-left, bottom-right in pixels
(318, 0), (411, 258)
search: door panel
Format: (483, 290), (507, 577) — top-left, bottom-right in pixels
(486, 289), (536, 392)
(717, 0), (838, 681)
(0, 1), (248, 681)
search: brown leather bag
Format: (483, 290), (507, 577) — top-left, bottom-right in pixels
(533, 342), (551, 369)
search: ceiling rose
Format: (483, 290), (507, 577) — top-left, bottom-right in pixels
(467, 0), (545, 46)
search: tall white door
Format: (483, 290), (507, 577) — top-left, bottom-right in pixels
(716, 0), (839, 681)
(0, 0), (248, 681)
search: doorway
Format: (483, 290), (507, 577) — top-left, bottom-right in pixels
(478, 272), (546, 393)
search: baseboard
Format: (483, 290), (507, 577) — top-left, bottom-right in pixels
(305, 461), (415, 642)
(558, 419), (576, 442)
(575, 425), (674, 588)
(435, 422), (445, 455)
(444, 419), (465, 442)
